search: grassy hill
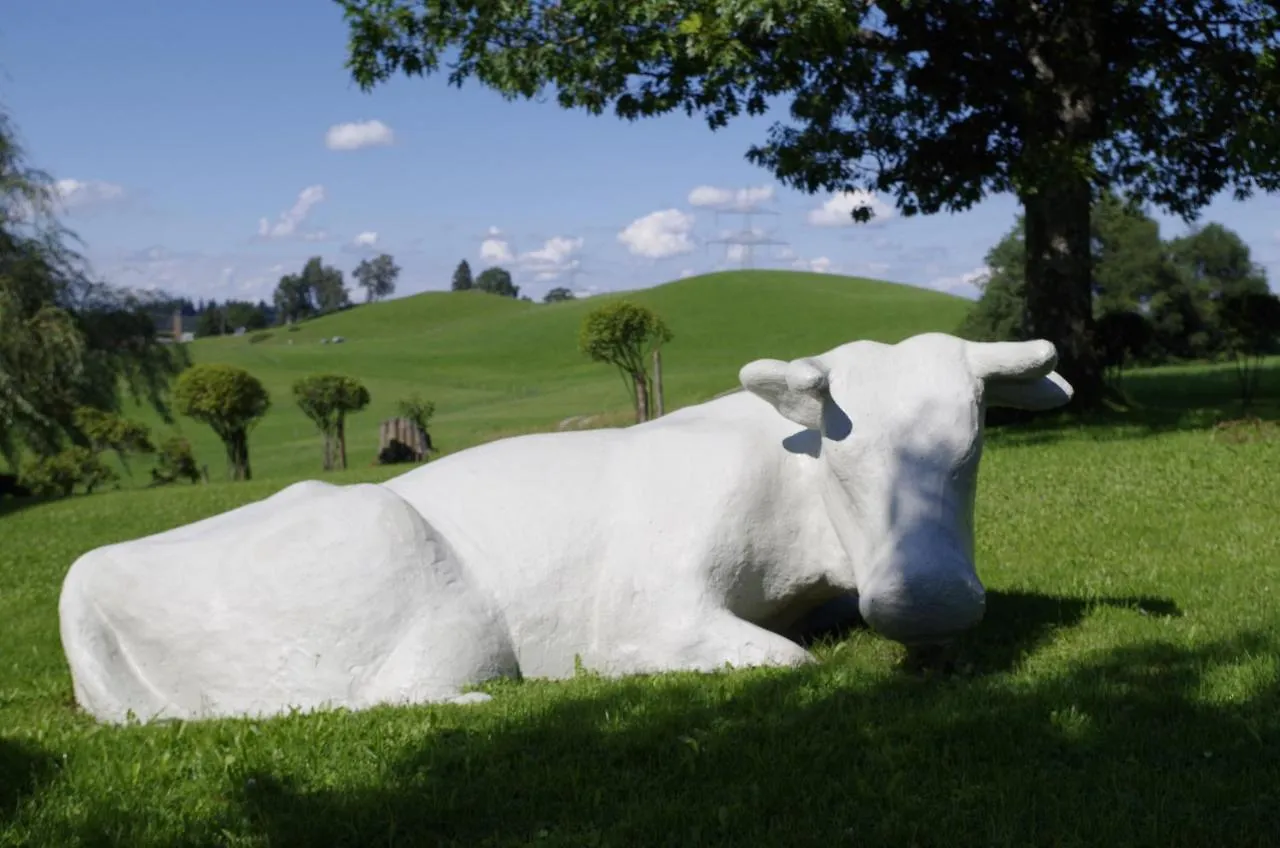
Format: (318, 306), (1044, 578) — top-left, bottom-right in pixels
(127, 270), (973, 481)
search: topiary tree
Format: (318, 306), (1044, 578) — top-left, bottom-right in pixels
(293, 374), (371, 471)
(579, 301), (672, 424)
(173, 364), (270, 481)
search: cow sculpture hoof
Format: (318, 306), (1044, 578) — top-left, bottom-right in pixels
(59, 332), (1074, 724)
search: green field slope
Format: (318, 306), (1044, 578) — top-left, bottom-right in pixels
(127, 270), (972, 481)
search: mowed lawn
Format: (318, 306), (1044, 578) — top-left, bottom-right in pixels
(2, 297), (1280, 844)
(111, 270), (973, 481)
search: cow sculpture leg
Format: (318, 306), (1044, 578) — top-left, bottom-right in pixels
(597, 607), (816, 676)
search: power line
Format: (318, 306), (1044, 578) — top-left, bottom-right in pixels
(703, 201), (790, 268)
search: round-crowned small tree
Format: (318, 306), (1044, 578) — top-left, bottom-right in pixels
(579, 301), (672, 423)
(174, 364), (270, 481)
(293, 374), (371, 471)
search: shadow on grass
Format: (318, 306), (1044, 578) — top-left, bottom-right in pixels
(0, 737), (55, 825)
(227, 631), (1279, 848)
(797, 590), (1182, 676)
(985, 360), (1280, 445)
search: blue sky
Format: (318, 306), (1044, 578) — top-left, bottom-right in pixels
(5, 0), (1279, 305)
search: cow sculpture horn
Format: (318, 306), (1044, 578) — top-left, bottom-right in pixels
(965, 339), (1058, 382)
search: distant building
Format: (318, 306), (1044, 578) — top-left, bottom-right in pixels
(153, 309), (199, 343)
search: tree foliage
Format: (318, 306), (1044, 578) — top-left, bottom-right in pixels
(451, 259), (474, 291)
(19, 445), (116, 498)
(543, 286), (575, 304)
(1, 108), (187, 464)
(273, 256), (351, 322)
(475, 266), (519, 298)
(173, 364), (270, 481)
(196, 300), (269, 336)
(1216, 291), (1280, 409)
(354, 253), (401, 303)
(72, 406), (153, 475)
(396, 392), (436, 452)
(338, 0), (1280, 408)
(293, 374), (371, 471)
(579, 301), (672, 423)
(961, 198), (1275, 385)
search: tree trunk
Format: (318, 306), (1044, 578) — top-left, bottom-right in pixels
(1021, 176), (1103, 409)
(634, 372), (650, 423)
(337, 415), (348, 470)
(227, 429), (251, 481)
(321, 433), (333, 472)
(652, 349), (664, 417)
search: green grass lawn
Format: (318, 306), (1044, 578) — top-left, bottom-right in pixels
(2, 276), (1279, 846)
(113, 270), (973, 482)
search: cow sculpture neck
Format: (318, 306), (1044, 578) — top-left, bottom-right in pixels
(59, 332), (1072, 724)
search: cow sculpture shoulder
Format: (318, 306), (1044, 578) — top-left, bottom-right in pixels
(58, 332), (1072, 724)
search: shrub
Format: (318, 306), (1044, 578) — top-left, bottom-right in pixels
(150, 436), (202, 486)
(19, 446), (117, 498)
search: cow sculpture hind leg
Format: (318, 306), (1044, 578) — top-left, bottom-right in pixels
(59, 481), (518, 724)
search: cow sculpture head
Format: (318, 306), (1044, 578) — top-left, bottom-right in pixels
(740, 333), (1073, 646)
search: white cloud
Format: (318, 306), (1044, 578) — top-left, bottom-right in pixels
(257, 185), (326, 240)
(617, 209), (697, 259)
(679, 268), (696, 279)
(480, 236), (514, 263)
(55, 178), (125, 210)
(725, 244), (748, 264)
(520, 235), (584, 280)
(353, 231), (378, 247)
(791, 256), (835, 274)
(926, 265), (990, 299)
(807, 190), (896, 227)
(775, 246), (796, 260)
(688, 184), (776, 211)
(325, 119), (396, 151)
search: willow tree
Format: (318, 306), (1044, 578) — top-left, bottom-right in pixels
(337, 0), (1280, 407)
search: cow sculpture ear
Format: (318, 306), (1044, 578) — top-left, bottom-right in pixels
(966, 339), (1075, 410)
(739, 356), (830, 431)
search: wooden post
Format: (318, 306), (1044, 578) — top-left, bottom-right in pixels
(652, 348), (664, 418)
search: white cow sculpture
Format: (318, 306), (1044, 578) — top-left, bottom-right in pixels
(59, 332), (1073, 724)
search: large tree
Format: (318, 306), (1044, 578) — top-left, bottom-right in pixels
(338, 0), (1280, 408)
(354, 252), (401, 302)
(303, 256), (351, 313)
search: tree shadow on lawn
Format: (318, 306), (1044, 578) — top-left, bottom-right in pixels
(225, 605), (1280, 848)
(796, 589), (1183, 677)
(984, 360), (1280, 446)
(0, 737), (57, 826)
